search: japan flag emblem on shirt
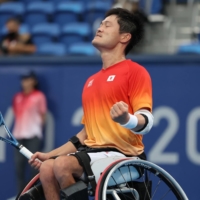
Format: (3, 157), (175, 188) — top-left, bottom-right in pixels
(87, 79), (94, 87)
(107, 75), (116, 82)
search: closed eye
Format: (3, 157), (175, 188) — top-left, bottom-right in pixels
(100, 21), (112, 28)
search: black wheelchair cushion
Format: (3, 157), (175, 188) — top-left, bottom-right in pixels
(18, 183), (45, 200)
(60, 181), (89, 200)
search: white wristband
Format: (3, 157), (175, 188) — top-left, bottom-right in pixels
(120, 113), (138, 129)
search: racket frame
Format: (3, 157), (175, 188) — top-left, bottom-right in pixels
(0, 112), (38, 160)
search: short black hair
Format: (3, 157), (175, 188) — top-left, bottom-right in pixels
(21, 71), (39, 90)
(105, 8), (144, 55)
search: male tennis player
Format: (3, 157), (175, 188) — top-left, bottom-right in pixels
(29, 8), (153, 200)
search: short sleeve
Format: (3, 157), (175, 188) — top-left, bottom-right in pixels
(128, 65), (152, 113)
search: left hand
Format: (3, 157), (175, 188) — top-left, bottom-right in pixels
(110, 101), (130, 124)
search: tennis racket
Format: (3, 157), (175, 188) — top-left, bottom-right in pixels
(0, 112), (38, 160)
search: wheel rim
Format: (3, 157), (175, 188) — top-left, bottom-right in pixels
(96, 159), (188, 200)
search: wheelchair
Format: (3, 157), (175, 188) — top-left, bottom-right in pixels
(17, 157), (188, 200)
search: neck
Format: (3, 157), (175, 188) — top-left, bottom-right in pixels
(23, 88), (34, 95)
(101, 50), (126, 69)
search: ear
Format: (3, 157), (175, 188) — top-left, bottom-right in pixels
(120, 33), (131, 44)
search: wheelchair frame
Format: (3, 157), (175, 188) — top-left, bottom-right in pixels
(17, 158), (188, 200)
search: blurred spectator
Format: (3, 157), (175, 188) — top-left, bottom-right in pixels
(112, 0), (124, 9)
(0, 18), (36, 55)
(112, 0), (149, 23)
(130, 0), (149, 23)
(0, 0), (10, 3)
(12, 71), (47, 192)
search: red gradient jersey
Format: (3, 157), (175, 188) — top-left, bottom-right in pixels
(82, 59), (152, 156)
(13, 90), (47, 139)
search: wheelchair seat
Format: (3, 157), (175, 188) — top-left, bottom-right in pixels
(90, 157), (140, 186)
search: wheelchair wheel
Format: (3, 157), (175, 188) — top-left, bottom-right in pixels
(16, 174), (45, 200)
(95, 159), (188, 200)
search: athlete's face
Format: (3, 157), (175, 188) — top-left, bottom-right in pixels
(21, 78), (37, 93)
(92, 15), (122, 50)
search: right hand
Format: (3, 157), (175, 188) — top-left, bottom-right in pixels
(28, 152), (49, 170)
(110, 101), (130, 124)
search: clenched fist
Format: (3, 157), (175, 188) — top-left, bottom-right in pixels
(110, 101), (130, 124)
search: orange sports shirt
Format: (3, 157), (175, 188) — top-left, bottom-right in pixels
(82, 59), (152, 156)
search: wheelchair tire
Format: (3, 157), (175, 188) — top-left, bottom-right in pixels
(16, 174), (43, 200)
(95, 159), (188, 200)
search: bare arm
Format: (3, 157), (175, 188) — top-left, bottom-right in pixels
(7, 34), (36, 54)
(29, 127), (87, 170)
(8, 43), (36, 54)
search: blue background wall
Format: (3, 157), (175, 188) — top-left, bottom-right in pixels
(0, 55), (199, 199)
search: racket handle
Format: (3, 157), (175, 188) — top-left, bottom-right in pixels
(19, 146), (42, 163)
(19, 146), (33, 160)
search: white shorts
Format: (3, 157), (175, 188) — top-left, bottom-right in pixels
(88, 151), (126, 164)
(79, 151), (140, 182)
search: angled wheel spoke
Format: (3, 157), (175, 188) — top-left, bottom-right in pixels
(118, 167), (136, 198)
(137, 167), (152, 200)
(151, 179), (162, 199)
(160, 189), (172, 199)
